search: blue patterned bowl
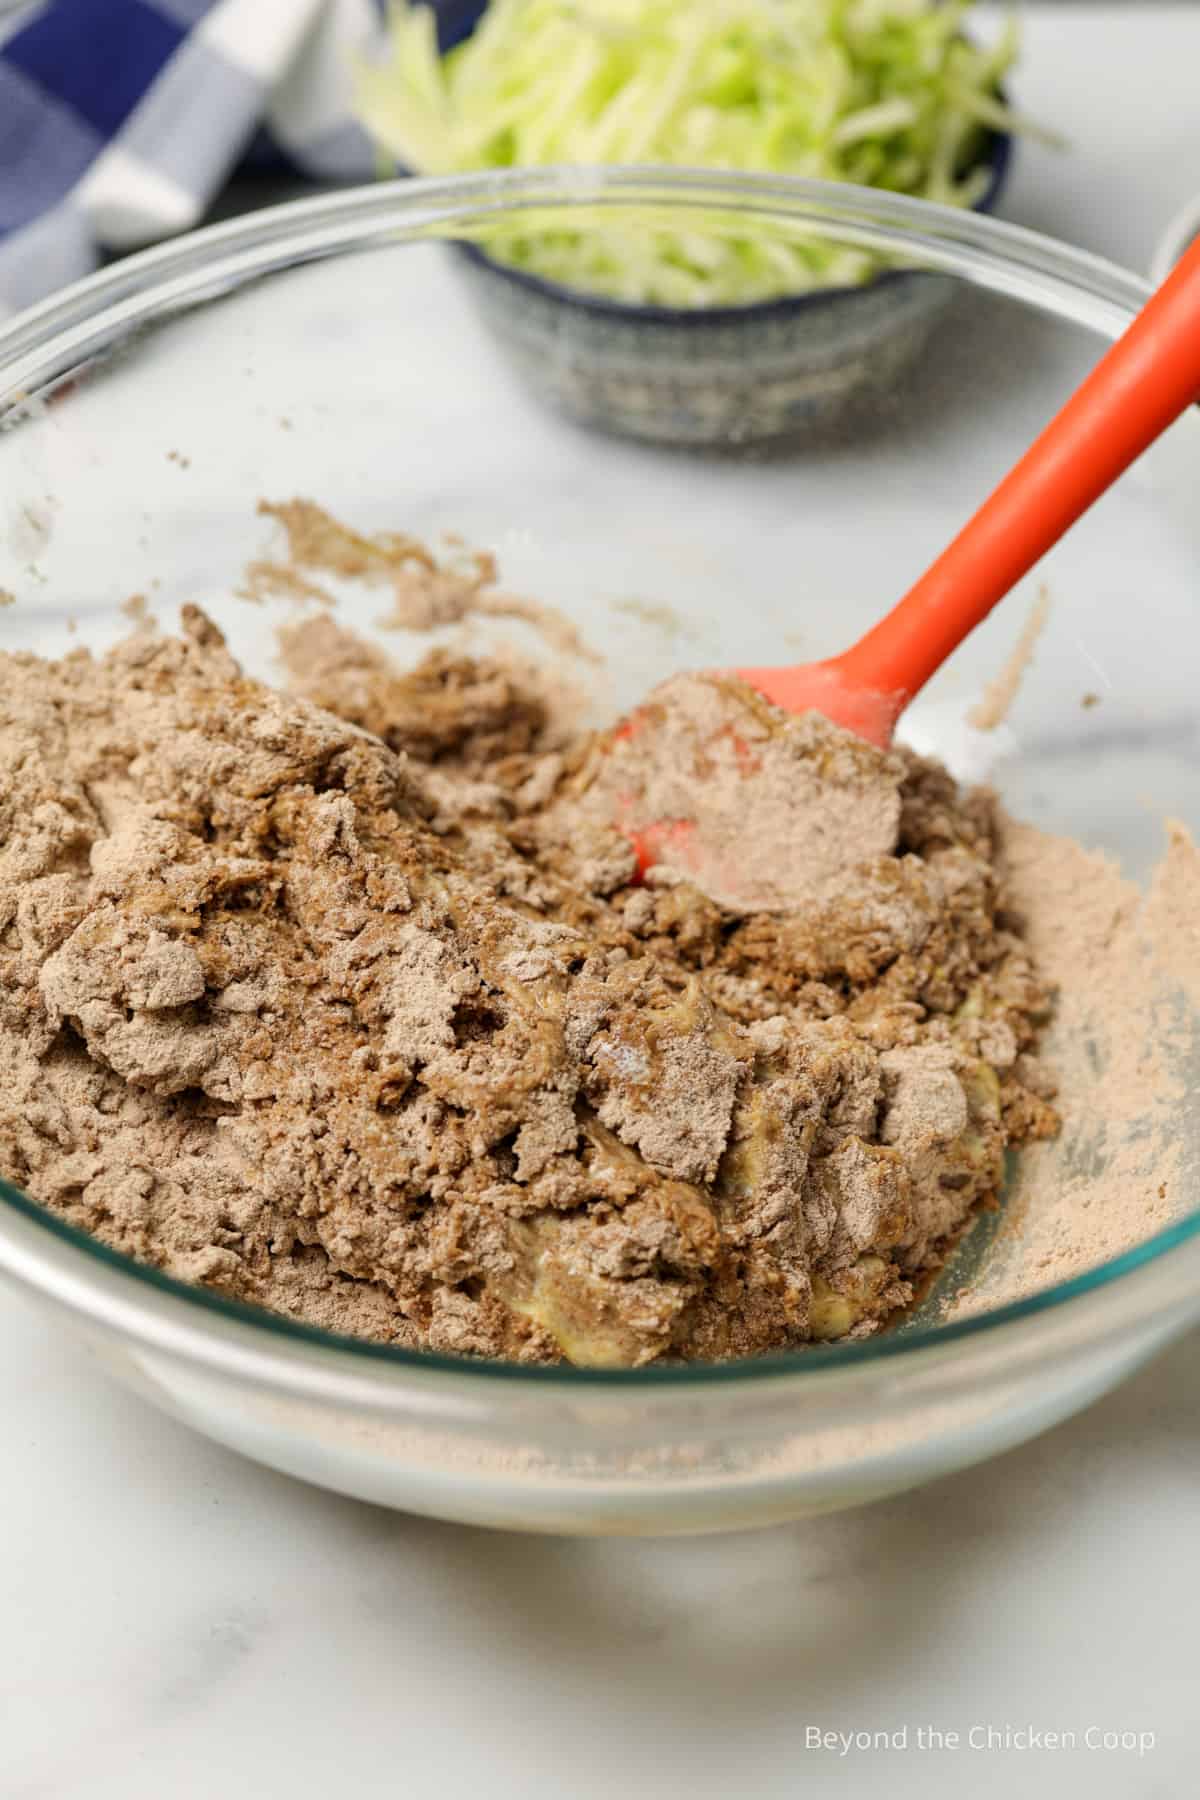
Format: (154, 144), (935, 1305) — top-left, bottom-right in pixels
(429, 0), (1012, 446)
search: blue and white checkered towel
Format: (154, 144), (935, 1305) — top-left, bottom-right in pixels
(0, 0), (385, 317)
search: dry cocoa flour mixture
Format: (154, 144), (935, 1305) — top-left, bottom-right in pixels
(0, 582), (1194, 1365)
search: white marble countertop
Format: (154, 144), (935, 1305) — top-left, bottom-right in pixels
(3, 8), (1199, 1797)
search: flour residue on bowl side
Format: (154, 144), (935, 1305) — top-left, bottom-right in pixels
(242, 498), (598, 663)
(946, 816), (1200, 1320)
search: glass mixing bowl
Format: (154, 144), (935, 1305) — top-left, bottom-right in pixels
(1, 170), (1198, 1536)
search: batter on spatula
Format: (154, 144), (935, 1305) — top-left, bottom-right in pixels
(558, 672), (904, 914)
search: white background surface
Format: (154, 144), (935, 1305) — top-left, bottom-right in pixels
(3, 8), (1199, 1796)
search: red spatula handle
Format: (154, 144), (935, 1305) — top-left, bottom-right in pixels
(835, 233), (1200, 704)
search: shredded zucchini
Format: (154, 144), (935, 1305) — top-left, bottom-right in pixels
(356, 0), (1026, 305)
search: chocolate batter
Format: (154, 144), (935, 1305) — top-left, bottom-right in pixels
(0, 610), (1057, 1365)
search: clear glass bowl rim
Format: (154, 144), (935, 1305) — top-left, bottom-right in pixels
(1, 165), (1195, 1392)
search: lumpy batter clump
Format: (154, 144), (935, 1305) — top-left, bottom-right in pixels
(0, 612), (1059, 1365)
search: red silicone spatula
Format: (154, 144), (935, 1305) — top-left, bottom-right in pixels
(737, 231), (1200, 750)
(605, 234), (1200, 910)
